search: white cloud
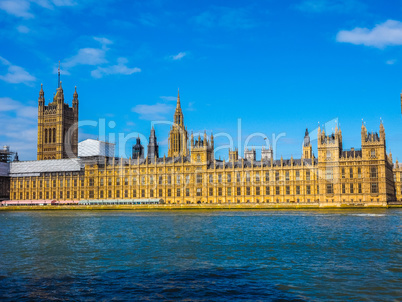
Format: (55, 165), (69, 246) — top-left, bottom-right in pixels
(0, 56), (36, 85)
(336, 20), (402, 48)
(64, 47), (107, 68)
(91, 57), (141, 78)
(132, 103), (174, 120)
(93, 36), (113, 46)
(296, 0), (365, 13)
(0, 97), (21, 111)
(386, 59), (397, 65)
(32, 0), (77, 8)
(170, 52), (187, 60)
(0, 0), (78, 19)
(16, 25), (30, 33)
(47, 0), (76, 6)
(0, 97), (37, 118)
(0, 97), (38, 160)
(62, 37), (111, 71)
(0, 0), (33, 18)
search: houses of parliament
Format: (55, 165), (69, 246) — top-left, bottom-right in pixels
(3, 75), (402, 206)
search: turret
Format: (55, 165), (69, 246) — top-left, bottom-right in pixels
(302, 128), (313, 159)
(261, 147), (273, 161)
(361, 121), (367, 143)
(380, 120), (385, 142)
(244, 148), (256, 161)
(191, 131), (213, 163)
(132, 136), (144, 159)
(229, 148), (239, 162)
(54, 81), (64, 106)
(38, 84), (44, 107)
(211, 131), (214, 149)
(73, 86), (78, 109)
(147, 126), (159, 160)
(174, 89), (183, 126)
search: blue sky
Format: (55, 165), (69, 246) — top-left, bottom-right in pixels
(0, 0), (402, 161)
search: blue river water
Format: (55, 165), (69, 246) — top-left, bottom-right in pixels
(0, 209), (401, 301)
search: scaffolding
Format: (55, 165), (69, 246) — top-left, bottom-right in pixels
(0, 146), (17, 163)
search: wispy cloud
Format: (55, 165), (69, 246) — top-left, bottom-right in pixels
(16, 25), (30, 33)
(0, 0), (33, 18)
(160, 96), (177, 101)
(132, 103), (174, 120)
(0, 97), (37, 118)
(60, 37), (141, 79)
(170, 52), (187, 60)
(93, 36), (112, 46)
(194, 6), (257, 29)
(336, 20), (402, 48)
(33, 0), (77, 9)
(296, 0), (365, 13)
(186, 101), (196, 112)
(0, 56), (36, 85)
(0, 0), (78, 19)
(386, 59), (397, 65)
(91, 57), (141, 78)
(61, 36), (111, 72)
(0, 97), (38, 159)
(138, 13), (157, 27)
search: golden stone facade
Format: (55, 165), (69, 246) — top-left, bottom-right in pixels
(8, 86), (399, 205)
(37, 82), (78, 160)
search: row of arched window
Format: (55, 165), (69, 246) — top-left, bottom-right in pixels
(44, 128), (56, 144)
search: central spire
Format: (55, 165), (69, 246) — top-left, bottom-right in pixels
(168, 89), (188, 157)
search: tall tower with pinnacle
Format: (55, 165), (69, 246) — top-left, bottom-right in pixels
(37, 63), (79, 160)
(302, 128), (313, 159)
(147, 126), (159, 160)
(168, 89), (188, 157)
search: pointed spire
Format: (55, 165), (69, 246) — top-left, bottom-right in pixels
(58, 61), (61, 88)
(380, 118), (385, 140)
(73, 85), (78, 100)
(39, 83), (44, 100)
(176, 88), (181, 109)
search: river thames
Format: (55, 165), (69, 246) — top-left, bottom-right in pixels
(0, 209), (400, 301)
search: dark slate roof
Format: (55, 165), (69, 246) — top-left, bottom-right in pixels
(207, 157), (317, 169)
(366, 132), (380, 142)
(341, 149), (362, 158)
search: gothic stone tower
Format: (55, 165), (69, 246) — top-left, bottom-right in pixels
(147, 126), (159, 161)
(132, 137), (144, 159)
(168, 90), (188, 157)
(361, 121), (394, 201)
(317, 125), (343, 201)
(37, 68), (78, 160)
(190, 131), (214, 164)
(302, 128), (313, 159)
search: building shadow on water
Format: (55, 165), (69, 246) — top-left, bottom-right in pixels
(0, 267), (306, 301)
